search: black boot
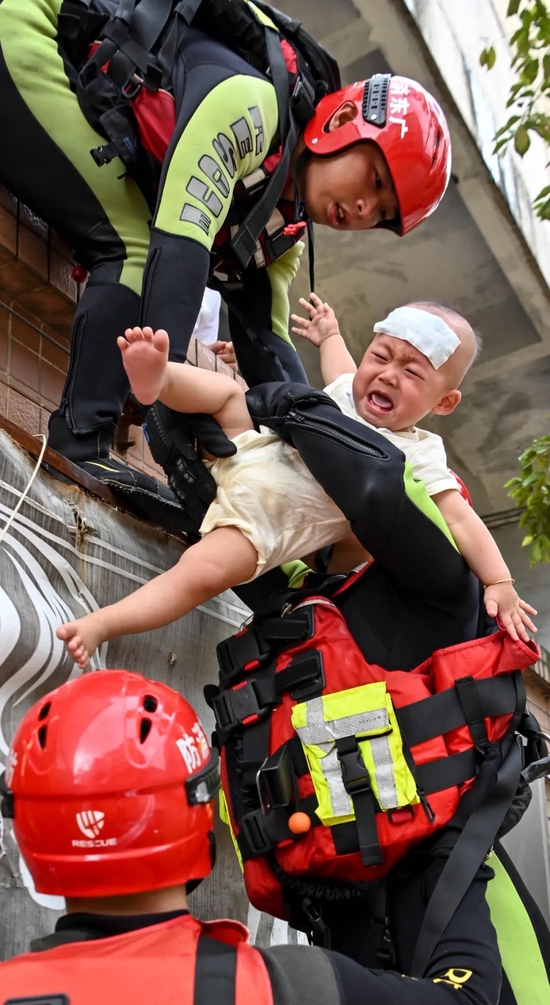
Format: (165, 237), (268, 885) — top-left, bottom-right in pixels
(47, 278), (187, 533)
(48, 409), (189, 533)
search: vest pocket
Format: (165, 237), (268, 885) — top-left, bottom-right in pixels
(291, 681), (419, 828)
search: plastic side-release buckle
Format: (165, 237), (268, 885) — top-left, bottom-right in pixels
(211, 680), (272, 743)
(217, 627), (271, 688)
(338, 745), (371, 796)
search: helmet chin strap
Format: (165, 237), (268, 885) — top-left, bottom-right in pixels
(293, 148), (315, 291)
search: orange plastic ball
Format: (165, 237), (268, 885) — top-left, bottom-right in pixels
(288, 812), (312, 835)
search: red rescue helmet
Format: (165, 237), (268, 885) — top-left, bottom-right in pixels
(1, 670), (219, 898)
(305, 74), (451, 235)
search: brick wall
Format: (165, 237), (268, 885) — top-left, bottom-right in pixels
(0, 184), (242, 483)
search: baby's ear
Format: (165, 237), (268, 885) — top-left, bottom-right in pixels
(432, 388), (461, 416)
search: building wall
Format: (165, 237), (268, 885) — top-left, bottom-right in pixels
(403, 0), (550, 284)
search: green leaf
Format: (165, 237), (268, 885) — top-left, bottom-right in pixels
(514, 124), (531, 153)
(507, 0), (521, 13)
(522, 534), (534, 546)
(487, 46), (497, 69)
(521, 58), (540, 82)
(543, 52), (550, 78)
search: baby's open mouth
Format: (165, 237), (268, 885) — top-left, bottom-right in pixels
(367, 391), (394, 413)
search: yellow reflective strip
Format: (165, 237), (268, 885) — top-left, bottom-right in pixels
(320, 681), (389, 723)
(487, 853), (550, 1002)
(219, 788), (243, 871)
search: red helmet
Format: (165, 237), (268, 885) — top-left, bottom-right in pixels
(305, 74), (451, 235)
(2, 670), (219, 898)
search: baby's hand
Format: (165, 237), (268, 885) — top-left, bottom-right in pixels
(483, 581), (537, 643)
(291, 292), (340, 347)
(210, 340), (237, 371)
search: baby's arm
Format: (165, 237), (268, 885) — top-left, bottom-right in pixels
(291, 293), (357, 385)
(432, 489), (537, 642)
(57, 526), (259, 668)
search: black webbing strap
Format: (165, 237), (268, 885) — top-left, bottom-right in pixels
(108, 0), (176, 88)
(194, 933), (236, 1005)
(336, 737), (382, 866)
(241, 715), (272, 786)
(398, 675), (520, 747)
(415, 748), (477, 795)
(411, 738), (523, 977)
(455, 676), (489, 749)
(230, 27), (310, 268)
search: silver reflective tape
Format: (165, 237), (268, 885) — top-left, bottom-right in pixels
(373, 306), (460, 370)
(326, 708), (389, 740)
(296, 697), (327, 746)
(369, 735), (399, 809)
(296, 704), (389, 747)
(320, 746), (352, 817)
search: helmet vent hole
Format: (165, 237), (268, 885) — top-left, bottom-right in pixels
(37, 725), (48, 749)
(38, 702), (51, 721)
(140, 718), (152, 743)
(143, 695), (158, 713)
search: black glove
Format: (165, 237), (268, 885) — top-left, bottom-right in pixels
(144, 403), (236, 541)
(245, 382), (343, 444)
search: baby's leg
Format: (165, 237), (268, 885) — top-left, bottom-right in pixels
(118, 326), (252, 439)
(57, 527), (258, 668)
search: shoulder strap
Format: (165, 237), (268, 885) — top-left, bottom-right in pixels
(229, 25), (314, 271)
(194, 933), (237, 1005)
(411, 738), (523, 977)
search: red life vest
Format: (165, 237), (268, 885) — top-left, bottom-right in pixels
(0, 914), (273, 1005)
(211, 572), (538, 921)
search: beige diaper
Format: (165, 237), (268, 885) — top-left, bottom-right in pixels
(199, 427), (350, 581)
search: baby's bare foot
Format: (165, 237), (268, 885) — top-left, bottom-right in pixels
(57, 612), (107, 669)
(118, 326), (170, 405)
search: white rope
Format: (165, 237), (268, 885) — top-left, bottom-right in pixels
(0, 435), (48, 549)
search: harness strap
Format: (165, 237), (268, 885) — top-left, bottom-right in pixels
(216, 608), (314, 687)
(411, 738), (523, 977)
(194, 934), (236, 1005)
(455, 676), (489, 750)
(85, 0), (174, 93)
(336, 736), (382, 866)
(416, 747), (477, 795)
(397, 674), (521, 747)
(230, 28), (315, 268)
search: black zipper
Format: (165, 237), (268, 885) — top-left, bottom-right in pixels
(286, 410), (387, 457)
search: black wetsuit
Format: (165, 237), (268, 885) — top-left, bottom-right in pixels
(0, 0), (307, 472)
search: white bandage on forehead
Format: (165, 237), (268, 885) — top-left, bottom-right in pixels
(373, 306), (460, 370)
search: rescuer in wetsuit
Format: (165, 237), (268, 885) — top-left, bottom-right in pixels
(231, 381), (550, 1004)
(0, 0), (451, 530)
(0, 669), (503, 1005)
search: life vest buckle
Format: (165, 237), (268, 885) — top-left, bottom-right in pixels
(211, 680), (272, 743)
(337, 743), (372, 797)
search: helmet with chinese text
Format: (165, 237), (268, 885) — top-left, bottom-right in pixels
(2, 670), (219, 897)
(305, 74), (451, 235)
